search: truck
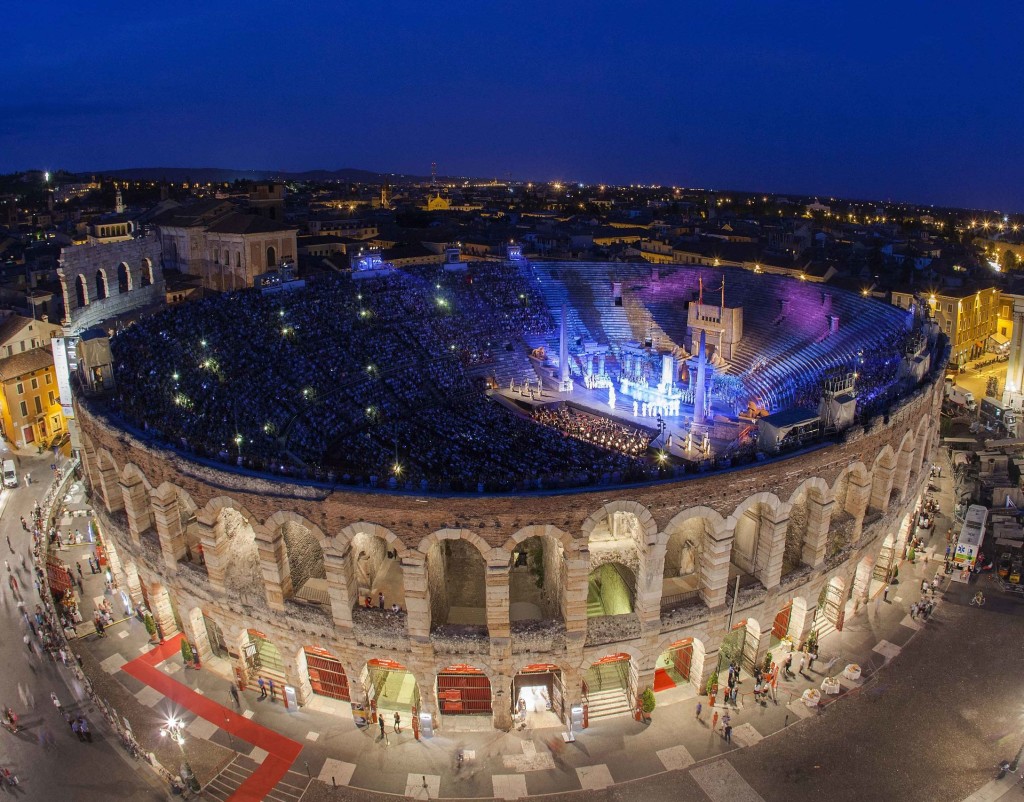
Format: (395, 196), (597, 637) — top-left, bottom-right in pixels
(2, 460), (15, 488)
(953, 504), (988, 575)
(945, 382), (976, 411)
(980, 396), (1017, 433)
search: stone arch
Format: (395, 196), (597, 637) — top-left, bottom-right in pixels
(75, 274), (89, 308)
(852, 553), (876, 609)
(263, 511), (328, 603)
(784, 478), (830, 573)
(505, 525), (570, 623)
(117, 262), (132, 294)
(266, 245), (277, 268)
(197, 498), (266, 608)
(581, 500), (657, 549)
(829, 462), (869, 558)
(421, 529), (489, 630)
(341, 522), (407, 613)
(141, 257), (154, 287)
(95, 268), (108, 301)
(660, 506), (724, 607)
(653, 635), (709, 693)
(727, 492), (787, 586)
(118, 462), (154, 541)
(94, 448), (123, 512)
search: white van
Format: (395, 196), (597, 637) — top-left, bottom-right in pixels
(2, 460), (16, 488)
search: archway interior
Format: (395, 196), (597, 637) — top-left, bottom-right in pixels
(427, 539), (486, 628)
(117, 263), (130, 293)
(514, 664), (564, 727)
(654, 638), (692, 693)
(664, 518), (712, 601)
(304, 646), (350, 701)
(95, 270), (107, 300)
(731, 505), (766, 585)
(352, 531), (405, 609)
(282, 521), (326, 603)
(245, 629), (285, 686)
(509, 536), (562, 621)
(203, 612), (228, 658)
(219, 509), (263, 608)
(437, 664), (491, 716)
(784, 493), (811, 577)
(364, 658), (418, 714)
(583, 654), (633, 720)
(75, 275), (87, 307)
(586, 562), (634, 617)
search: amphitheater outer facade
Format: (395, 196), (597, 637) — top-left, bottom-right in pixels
(76, 370), (943, 731)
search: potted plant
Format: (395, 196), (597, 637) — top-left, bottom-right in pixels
(143, 613), (159, 644)
(762, 651), (773, 674)
(639, 688), (656, 724)
(181, 639), (195, 668)
(706, 671), (718, 706)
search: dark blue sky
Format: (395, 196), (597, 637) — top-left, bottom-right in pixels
(5, 3), (1023, 211)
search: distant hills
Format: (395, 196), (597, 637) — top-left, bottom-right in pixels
(85, 166), (434, 184)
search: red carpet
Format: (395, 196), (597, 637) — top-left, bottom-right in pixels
(121, 634), (303, 801)
(653, 668), (677, 692)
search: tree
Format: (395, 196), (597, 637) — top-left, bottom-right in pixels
(640, 688), (656, 722)
(181, 639), (195, 665)
(1003, 249), (1018, 272)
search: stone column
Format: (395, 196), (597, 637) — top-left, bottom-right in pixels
(894, 447), (914, 503)
(147, 582), (179, 639)
(692, 643), (717, 695)
(255, 527), (289, 612)
(635, 542), (666, 633)
(323, 546), (355, 631)
(786, 598), (815, 646)
(280, 642), (309, 708)
(485, 556), (510, 640)
(96, 461), (123, 514)
(847, 474), (872, 542)
(491, 672), (513, 731)
(403, 556), (431, 640)
(852, 558), (873, 609)
(755, 510), (789, 590)
(123, 560), (145, 609)
(196, 519), (226, 595)
(562, 547), (590, 635)
(700, 528), (733, 609)
(869, 464), (895, 514)
(801, 497), (833, 568)
(151, 485), (185, 571)
(119, 476), (151, 546)
(179, 609), (213, 665)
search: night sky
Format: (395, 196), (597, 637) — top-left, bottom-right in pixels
(5, 3), (1023, 211)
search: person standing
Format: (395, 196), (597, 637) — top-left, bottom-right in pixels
(50, 692), (62, 714)
(883, 583), (890, 602)
(229, 684), (240, 708)
(268, 679), (275, 701)
(724, 723), (732, 743)
(711, 710), (719, 732)
(378, 592), (385, 610)
(394, 711), (401, 733)
(378, 714), (386, 742)
(695, 701), (702, 721)
(257, 677), (267, 698)
(796, 651), (806, 677)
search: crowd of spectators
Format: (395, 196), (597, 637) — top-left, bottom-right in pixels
(533, 405), (653, 457)
(109, 264), (662, 491)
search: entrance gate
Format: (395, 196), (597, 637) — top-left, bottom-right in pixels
(513, 664), (565, 722)
(203, 614), (228, 659)
(772, 602), (792, 642)
(437, 665), (491, 716)
(655, 639), (692, 692)
(365, 658), (419, 714)
(305, 647), (350, 702)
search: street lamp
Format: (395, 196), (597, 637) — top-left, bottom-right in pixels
(160, 717), (200, 792)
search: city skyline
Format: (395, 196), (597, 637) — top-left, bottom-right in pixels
(5, 2), (1024, 212)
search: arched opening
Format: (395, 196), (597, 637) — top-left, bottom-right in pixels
(362, 658), (419, 722)
(828, 468), (865, 559)
(586, 562), (635, 617)
(217, 508), (264, 608)
(202, 611), (228, 659)
(783, 486), (824, 577)
(654, 637), (697, 694)
(662, 517), (714, 611)
(75, 274), (89, 308)
(279, 520), (325, 605)
(437, 664), (491, 717)
(244, 629), (285, 692)
(513, 664), (565, 727)
(117, 262), (131, 294)
(874, 534), (898, 585)
(814, 576), (847, 635)
(426, 538), (486, 631)
(266, 246), (277, 268)
(141, 258), (153, 287)
(351, 529), (405, 611)
(95, 269), (108, 301)
(509, 535), (563, 622)
(583, 653), (633, 721)
(731, 502), (777, 589)
(719, 618), (761, 675)
(304, 646), (350, 701)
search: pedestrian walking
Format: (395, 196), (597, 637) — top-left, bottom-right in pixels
(378, 715), (386, 740)
(724, 724), (732, 743)
(5, 537), (11, 554)
(883, 583), (890, 602)
(910, 603), (918, 620)
(77, 717), (91, 742)
(712, 710), (719, 731)
(75, 653), (83, 669)
(783, 653), (793, 678)
(268, 679), (275, 701)
(76, 563), (83, 579)
(257, 677), (267, 698)
(796, 651), (806, 676)
(378, 592), (385, 610)
(394, 711), (401, 733)
(50, 692), (62, 713)
(695, 701), (702, 720)
(229, 684), (240, 708)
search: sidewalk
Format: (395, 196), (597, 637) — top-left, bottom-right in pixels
(63, 462), (969, 800)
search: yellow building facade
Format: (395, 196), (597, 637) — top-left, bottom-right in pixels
(0, 347), (67, 449)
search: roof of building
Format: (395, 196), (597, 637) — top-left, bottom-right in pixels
(0, 344), (53, 381)
(205, 212), (297, 235)
(0, 315), (57, 347)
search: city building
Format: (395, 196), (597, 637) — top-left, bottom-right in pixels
(0, 345), (66, 448)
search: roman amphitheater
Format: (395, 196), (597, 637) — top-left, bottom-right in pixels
(72, 259), (946, 732)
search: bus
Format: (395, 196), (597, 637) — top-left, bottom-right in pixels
(954, 504), (988, 572)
